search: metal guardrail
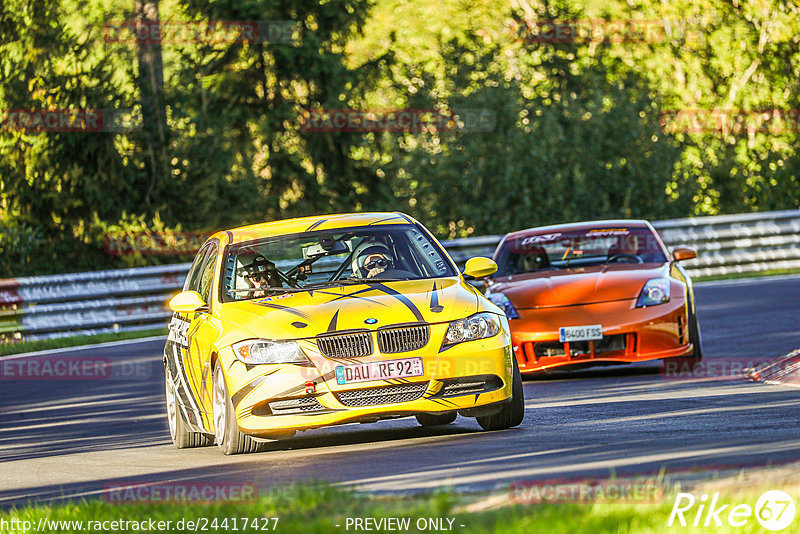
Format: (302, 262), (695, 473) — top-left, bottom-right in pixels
(1, 210), (798, 342)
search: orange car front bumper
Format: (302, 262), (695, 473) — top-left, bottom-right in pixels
(510, 297), (693, 373)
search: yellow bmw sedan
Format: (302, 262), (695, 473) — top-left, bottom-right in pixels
(163, 212), (524, 454)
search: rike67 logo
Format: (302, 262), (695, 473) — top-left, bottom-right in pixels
(668, 490), (796, 531)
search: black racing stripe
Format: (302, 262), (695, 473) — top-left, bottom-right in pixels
(327, 310), (339, 332)
(200, 364), (212, 403)
(316, 287), (393, 308)
(430, 282), (438, 308)
(269, 368), (337, 400)
(166, 341), (193, 410)
(370, 282), (425, 321)
(314, 290), (343, 298)
(429, 282), (443, 312)
(368, 215), (404, 225)
(330, 287), (377, 301)
(173, 344), (207, 424)
(306, 219), (328, 231)
(428, 395), (458, 407)
(183, 322), (206, 410)
(254, 301), (312, 319)
(395, 212), (414, 224)
(166, 316), (209, 428)
(230, 369), (280, 408)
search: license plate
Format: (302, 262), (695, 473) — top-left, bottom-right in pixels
(335, 357), (424, 385)
(559, 325), (603, 343)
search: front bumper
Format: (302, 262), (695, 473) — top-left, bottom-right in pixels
(510, 297), (693, 373)
(213, 322), (514, 437)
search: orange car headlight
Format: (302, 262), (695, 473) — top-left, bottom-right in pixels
(486, 292), (519, 319)
(636, 278), (671, 307)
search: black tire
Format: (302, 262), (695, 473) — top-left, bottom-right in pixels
(165, 367), (213, 449)
(681, 307), (704, 370)
(687, 305), (704, 361)
(212, 362), (266, 455)
(416, 412), (457, 426)
(476, 357), (525, 431)
(665, 302), (704, 373)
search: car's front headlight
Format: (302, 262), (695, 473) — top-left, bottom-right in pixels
(231, 339), (307, 364)
(636, 278), (671, 307)
(443, 312), (502, 347)
(486, 292), (519, 319)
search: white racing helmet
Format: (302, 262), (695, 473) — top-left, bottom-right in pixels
(350, 239), (393, 277)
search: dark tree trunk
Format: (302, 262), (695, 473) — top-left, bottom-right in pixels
(134, 0), (168, 210)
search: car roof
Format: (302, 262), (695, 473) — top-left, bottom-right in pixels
(503, 219), (652, 240)
(215, 212), (416, 245)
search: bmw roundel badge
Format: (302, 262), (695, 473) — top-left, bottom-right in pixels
(364, 318), (378, 325)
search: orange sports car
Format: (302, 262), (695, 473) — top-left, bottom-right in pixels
(485, 220), (702, 374)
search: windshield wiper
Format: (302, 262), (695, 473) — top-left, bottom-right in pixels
(228, 287), (302, 294)
(341, 276), (409, 283)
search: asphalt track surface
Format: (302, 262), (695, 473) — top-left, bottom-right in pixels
(1, 275), (799, 507)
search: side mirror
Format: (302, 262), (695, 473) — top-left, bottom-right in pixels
(672, 246), (697, 262)
(463, 257), (498, 280)
(169, 291), (207, 313)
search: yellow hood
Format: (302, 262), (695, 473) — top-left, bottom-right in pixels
(217, 277), (484, 341)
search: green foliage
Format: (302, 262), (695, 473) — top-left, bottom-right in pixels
(0, 0), (798, 275)
(3, 481), (798, 534)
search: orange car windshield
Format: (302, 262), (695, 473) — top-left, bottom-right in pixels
(494, 227), (667, 276)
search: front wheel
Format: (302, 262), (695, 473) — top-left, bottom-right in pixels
(665, 306), (704, 373)
(165, 367), (213, 449)
(476, 357), (525, 431)
(212, 362), (266, 455)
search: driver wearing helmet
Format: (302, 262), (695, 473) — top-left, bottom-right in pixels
(517, 245), (550, 272)
(243, 254), (282, 297)
(351, 240), (394, 279)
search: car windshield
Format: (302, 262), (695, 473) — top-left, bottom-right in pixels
(494, 226), (667, 276)
(221, 224), (455, 301)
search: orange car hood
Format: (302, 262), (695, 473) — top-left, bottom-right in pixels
(489, 264), (668, 309)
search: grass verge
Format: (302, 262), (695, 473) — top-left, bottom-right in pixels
(0, 327), (167, 357)
(1, 480), (798, 534)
